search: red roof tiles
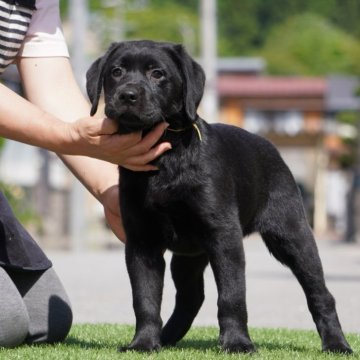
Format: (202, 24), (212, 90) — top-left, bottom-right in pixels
(218, 75), (327, 97)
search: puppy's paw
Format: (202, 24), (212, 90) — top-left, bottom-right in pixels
(118, 340), (161, 353)
(323, 341), (353, 355)
(222, 342), (256, 354)
(220, 334), (256, 354)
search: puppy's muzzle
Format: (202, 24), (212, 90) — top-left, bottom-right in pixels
(112, 83), (145, 111)
(118, 86), (139, 105)
(106, 83), (161, 133)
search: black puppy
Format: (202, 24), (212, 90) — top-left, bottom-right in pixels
(86, 40), (352, 354)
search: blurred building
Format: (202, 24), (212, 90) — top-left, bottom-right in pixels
(217, 59), (360, 238)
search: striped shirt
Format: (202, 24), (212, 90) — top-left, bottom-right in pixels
(0, 1), (34, 73)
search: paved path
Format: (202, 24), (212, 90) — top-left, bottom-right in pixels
(48, 235), (360, 333)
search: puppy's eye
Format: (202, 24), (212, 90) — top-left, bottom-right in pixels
(151, 69), (164, 80)
(111, 67), (123, 77)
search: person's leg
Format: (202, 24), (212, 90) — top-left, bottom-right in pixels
(0, 267), (29, 347)
(7, 267), (73, 344)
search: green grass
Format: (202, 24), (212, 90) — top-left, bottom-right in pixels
(0, 325), (359, 360)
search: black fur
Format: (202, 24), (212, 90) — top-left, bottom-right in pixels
(86, 40), (352, 354)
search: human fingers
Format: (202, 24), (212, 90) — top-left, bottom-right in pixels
(126, 122), (169, 155)
(106, 131), (144, 152)
(98, 119), (169, 152)
(122, 142), (172, 170)
(97, 117), (119, 135)
(95, 118), (146, 150)
(122, 164), (159, 172)
(81, 117), (144, 148)
(68, 117), (169, 164)
(143, 121), (169, 146)
(74, 116), (118, 137)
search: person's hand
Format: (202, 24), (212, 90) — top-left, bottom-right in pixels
(66, 117), (171, 170)
(100, 184), (126, 242)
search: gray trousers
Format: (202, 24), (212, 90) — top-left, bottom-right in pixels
(0, 266), (73, 348)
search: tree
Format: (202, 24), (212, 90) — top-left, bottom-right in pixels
(124, 4), (199, 55)
(61, 1), (360, 60)
(216, 0), (360, 56)
(259, 13), (360, 76)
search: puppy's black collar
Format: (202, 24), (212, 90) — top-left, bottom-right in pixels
(167, 123), (202, 142)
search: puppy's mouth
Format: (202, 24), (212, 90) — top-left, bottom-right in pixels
(105, 105), (163, 134)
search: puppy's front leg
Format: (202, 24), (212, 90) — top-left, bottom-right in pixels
(120, 243), (165, 352)
(206, 232), (255, 353)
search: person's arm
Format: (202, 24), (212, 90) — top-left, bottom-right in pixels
(0, 81), (73, 154)
(8, 57), (170, 240)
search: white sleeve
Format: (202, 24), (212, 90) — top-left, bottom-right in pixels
(17, 0), (69, 58)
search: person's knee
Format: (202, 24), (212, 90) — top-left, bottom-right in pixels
(0, 303), (29, 348)
(25, 295), (73, 345)
(47, 295), (73, 343)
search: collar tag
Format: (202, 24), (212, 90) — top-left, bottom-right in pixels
(192, 123), (202, 142)
(167, 123), (202, 142)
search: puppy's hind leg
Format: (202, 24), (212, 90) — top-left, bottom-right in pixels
(259, 206), (352, 354)
(161, 253), (209, 346)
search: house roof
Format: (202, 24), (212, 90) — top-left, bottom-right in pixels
(218, 75), (327, 98)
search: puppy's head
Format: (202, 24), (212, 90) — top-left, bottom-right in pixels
(86, 40), (205, 133)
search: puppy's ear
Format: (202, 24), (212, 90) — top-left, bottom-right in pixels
(171, 45), (206, 121)
(86, 42), (118, 116)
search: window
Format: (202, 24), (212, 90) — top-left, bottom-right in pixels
(245, 110), (304, 136)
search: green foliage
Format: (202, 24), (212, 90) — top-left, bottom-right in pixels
(0, 324), (359, 359)
(124, 4), (199, 54)
(151, 0), (197, 10)
(337, 111), (359, 126)
(217, 0), (360, 57)
(60, 0), (360, 75)
(217, 0), (263, 55)
(337, 111), (360, 169)
(0, 182), (43, 231)
(0, 139), (41, 230)
(259, 13), (360, 75)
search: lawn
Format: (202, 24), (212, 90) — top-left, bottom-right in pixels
(0, 325), (359, 360)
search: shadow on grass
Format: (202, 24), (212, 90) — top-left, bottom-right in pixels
(64, 336), (220, 353)
(63, 335), (318, 356)
(254, 340), (314, 354)
(64, 336), (115, 350)
(170, 337), (315, 355)
(174, 338), (218, 351)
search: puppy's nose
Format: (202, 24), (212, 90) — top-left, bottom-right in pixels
(119, 89), (139, 104)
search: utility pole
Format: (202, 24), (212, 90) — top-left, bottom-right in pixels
(200, 0), (218, 123)
(68, 0), (88, 251)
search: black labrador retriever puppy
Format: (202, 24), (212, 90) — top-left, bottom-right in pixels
(86, 40), (352, 354)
